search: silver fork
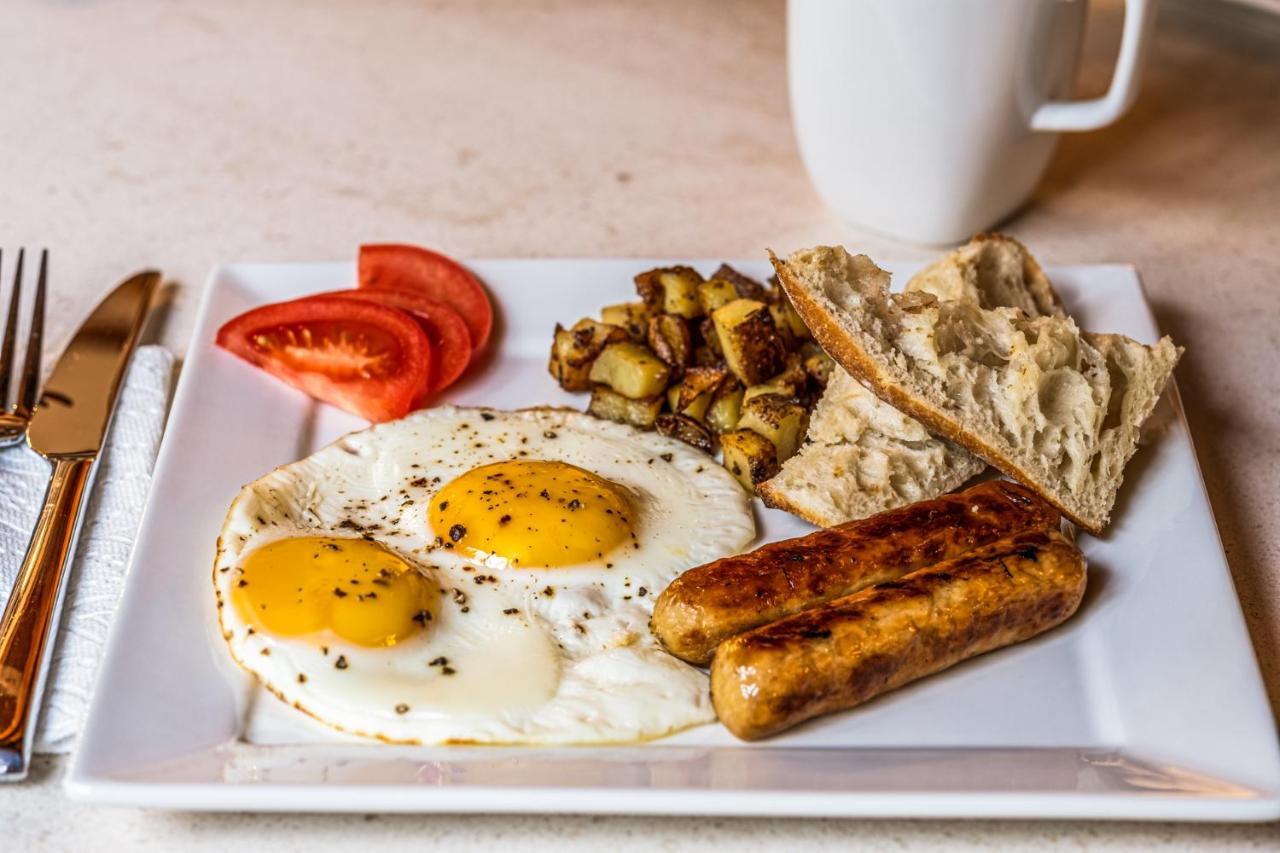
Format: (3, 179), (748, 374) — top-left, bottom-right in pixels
(0, 249), (47, 448)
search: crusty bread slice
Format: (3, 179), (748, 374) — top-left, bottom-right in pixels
(759, 233), (1065, 528)
(757, 368), (985, 526)
(770, 245), (1182, 533)
(905, 233), (1066, 319)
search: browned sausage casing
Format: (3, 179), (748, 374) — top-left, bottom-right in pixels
(709, 529), (1086, 740)
(651, 479), (1059, 665)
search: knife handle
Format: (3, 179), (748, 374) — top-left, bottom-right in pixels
(0, 456), (94, 779)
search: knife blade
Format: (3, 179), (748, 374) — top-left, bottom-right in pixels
(27, 270), (161, 457)
(0, 270), (158, 781)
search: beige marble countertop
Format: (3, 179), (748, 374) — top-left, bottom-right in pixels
(3, 0), (1278, 848)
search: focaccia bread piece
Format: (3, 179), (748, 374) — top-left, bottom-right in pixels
(770, 245), (1182, 533)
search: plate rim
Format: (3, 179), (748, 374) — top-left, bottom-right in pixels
(63, 258), (1280, 820)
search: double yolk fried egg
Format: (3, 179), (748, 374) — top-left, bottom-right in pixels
(213, 407), (755, 744)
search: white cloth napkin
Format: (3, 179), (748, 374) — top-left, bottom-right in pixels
(0, 345), (174, 753)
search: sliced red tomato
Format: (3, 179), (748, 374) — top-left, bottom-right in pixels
(319, 289), (472, 396)
(216, 296), (431, 423)
(358, 244), (493, 353)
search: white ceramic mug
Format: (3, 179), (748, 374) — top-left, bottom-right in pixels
(788, 0), (1157, 244)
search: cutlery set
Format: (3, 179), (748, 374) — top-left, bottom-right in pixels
(0, 251), (158, 781)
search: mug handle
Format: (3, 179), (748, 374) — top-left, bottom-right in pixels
(1030, 0), (1158, 132)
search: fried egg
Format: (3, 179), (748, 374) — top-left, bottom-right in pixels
(214, 406), (755, 743)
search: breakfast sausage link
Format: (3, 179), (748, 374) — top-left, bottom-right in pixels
(709, 529), (1086, 740)
(651, 479), (1060, 665)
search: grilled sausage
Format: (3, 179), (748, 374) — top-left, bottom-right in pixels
(709, 529), (1086, 740)
(651, 479), (1059, 665)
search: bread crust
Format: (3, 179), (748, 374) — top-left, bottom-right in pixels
(710, 529), (1087, 740)
(650, 479), (1060, 665)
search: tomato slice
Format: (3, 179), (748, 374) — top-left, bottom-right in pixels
(358, 244), (493, 353)
(216, 296), (431, 422)
(319, 289), (472, 396)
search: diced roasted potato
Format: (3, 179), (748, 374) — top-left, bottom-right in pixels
(705, 383), (744, 434)
(692, 345), (721, 367)
(666, 365), (728, 421)
(698, 317), (723, 357)
(738, 394), (810, 462)
(769, 294), (810, 344)
(664, 385), (708, 421)
(646, 314), (692, 376)
(588, 387), (663, 429)
(770, 351), (808, 388)
(634, 266), (704, 319)
(697, 278), (740, 316)
(711, 298), (787, 386)
(656, 413), (715, 454)
(711, 264), (768, 301)
(743, 381), (796, 404)
(677, 366), (729, 406)
(548, 318), (630, 391)
(801, 343), (836, 387)
(601, 302), (650, 340)
(720, 428), (779, 491)
(588, 342), (671, 399)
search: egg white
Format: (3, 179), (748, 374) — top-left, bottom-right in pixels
(214, 406), (756, 744)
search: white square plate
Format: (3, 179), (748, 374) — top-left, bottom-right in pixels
(66, 258), (1280, 820)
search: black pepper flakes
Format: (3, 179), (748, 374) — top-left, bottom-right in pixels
(334, 655), (349, 670)
(503, 608), (519, 615)
(449, 524), (466, 542)
(481, 412), (495, 421)
(441, 666), (456, 676)
(395, 703), (410, 714)
(333, 587), (348, 598)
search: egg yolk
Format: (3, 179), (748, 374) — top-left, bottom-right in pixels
(230, 537), (437, 647)
(430, 460), (634, 569)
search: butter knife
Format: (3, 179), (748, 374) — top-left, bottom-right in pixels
(0, 271), (159, 780)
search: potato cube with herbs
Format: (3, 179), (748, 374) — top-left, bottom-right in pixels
(588, 386), (663, 428)
(769, 294), (811, 343)
(738, 394), (810, 462)
(656, 413), (715, 454)
(697, 278), (740, 316)
(549, 318), (629, 391)
(646, 314), (692, 375)
(588, 341), (670, 399)
(600, 302), (649, 340)
(667, 366), (728, 421)
(635, 266), (704, 319)
(711, 298), (787, 386)
(743, 381), (796, 404)
(711, 264), (768, 301)
(801, 344), (836, 387)
(720, 428), (779, 491)
(705, 383), (744, 434)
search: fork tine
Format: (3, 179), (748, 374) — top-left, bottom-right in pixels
(15, 249), (45, 418)
(0, 248), (22, 410)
